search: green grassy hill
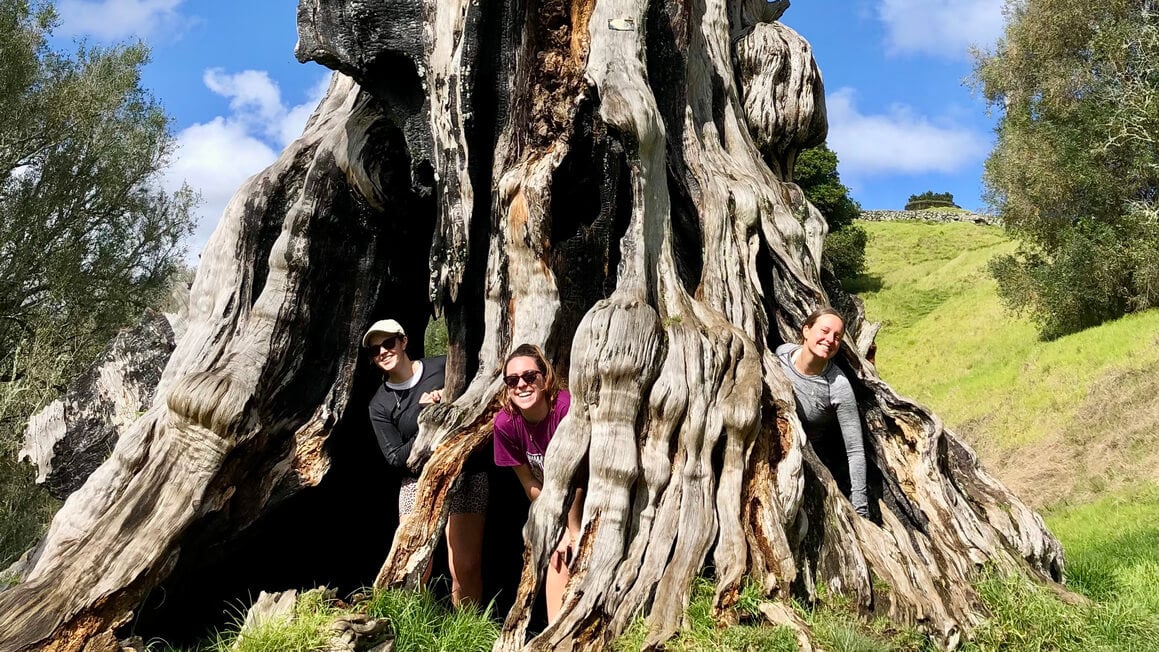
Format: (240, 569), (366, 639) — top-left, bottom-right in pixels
(845, 220), (1157, 651)
(848, 221), (1158, 509)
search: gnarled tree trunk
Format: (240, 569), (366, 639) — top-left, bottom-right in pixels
(0, 1), (1068, 650)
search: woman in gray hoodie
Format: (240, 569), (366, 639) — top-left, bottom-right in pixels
(775, 307), (868, 516)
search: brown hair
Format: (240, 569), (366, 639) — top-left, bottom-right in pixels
(502, 343), (560, 413)
(801, 307), (845, 337)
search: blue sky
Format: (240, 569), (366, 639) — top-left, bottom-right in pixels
(49, 0), (1007, 258)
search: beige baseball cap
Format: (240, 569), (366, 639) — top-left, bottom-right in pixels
(362, 319), (406, 347)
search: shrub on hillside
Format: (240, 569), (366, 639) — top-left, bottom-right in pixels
(989, 205), (1159, 340)
(794, 144), (866, 281)
(824, 224), (868, 280)
(974, 0), (1158, 338)
(905, 191), (958, 211)
(907, 191), (956, 205)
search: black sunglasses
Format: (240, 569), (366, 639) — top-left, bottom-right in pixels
(366, 336), (399, 352)
(503, 370), (542, 388)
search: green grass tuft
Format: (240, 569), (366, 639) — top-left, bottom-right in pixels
(364, 588), (497, 652)
(612, 578), (797, 652)
(947, 487), (1159, 651)
(969, 572), (1089, 651)
(186, 587), (498, 652)
(222, 590), (340, 652)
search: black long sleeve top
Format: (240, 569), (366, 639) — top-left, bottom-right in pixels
(368, 356), (446, 476)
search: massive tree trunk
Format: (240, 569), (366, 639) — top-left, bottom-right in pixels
(0, 1), (1069, 650)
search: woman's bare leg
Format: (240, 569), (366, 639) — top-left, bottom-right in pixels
(446, 511), (485, 608)
(545, 534), (572, 623)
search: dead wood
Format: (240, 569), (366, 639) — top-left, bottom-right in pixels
(0, 2), (1071, 651)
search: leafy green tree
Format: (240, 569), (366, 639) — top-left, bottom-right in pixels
(905, 191), (956, 208)
(795, 143), (861, 230)
(1, 1), (195, 367)
(0, 0), (196, 565)
(794, 143), (866, 278)
(974, 0), (1158, 338)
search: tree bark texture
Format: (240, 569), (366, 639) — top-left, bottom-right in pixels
(18, 309), (178, 502)
(0, 1), (1069, 651)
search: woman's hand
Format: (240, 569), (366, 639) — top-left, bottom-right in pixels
(419, 389), (443, 406)
(552, 532), (575, 570)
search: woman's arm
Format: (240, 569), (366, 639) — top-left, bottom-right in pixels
(369, 397), (413, 470)
(567, 487), (585, 537)
(832, 374), (869, 516)
(512, 464), (543, 501)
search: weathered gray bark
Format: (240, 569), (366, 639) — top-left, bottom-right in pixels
(0, 2), (1070, 651)
(19, 309), (177, 501)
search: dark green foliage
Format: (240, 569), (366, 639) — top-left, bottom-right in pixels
(974, 0), (1158, 338)
(0, 0), (196, 365)
(424, 318), (449, 357)
(906, 191), (956, 205)
(794, 143), (866, 280)
(0, 436), (58, 575)
(904, 191), (958, 211)
(824, 223), (868, 280)
(794, 143), (861, 231)
(0, 342), (64, 568)
(0, 0), (195, 565)
(988, 208), (1159, 340)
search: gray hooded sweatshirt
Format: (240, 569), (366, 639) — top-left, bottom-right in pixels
(775, 343), (868, 515)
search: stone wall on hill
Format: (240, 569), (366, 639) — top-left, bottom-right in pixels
(860, 209), (1001, 226)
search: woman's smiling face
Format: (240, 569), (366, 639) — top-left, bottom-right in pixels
(505, 355), (546, 413)
(369, 335), (406, 374)
(802, 313), (844, 360)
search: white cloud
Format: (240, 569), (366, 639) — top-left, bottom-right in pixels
(278, 76), (332, 146)
(164, 71), (331, 259)
(825, 87), (990, 177)
(57, 0), (193, 40)
(164, 119), (277, 257)
(877, 0), (1005, 59)
(203, 69), (285, 128)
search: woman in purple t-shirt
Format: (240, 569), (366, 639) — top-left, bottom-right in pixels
(493, 343), (584, 623)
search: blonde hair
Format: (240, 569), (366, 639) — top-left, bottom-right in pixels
(502, 343), (560, 414)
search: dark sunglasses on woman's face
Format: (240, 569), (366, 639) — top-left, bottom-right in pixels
(503, 370), (542, 388)
(367, 337), (399, 353)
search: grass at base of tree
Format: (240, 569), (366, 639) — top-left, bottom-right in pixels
(960, 485), (1158, 652)
(612, 578), (798, 652)
(609, 577), (936, 652)
(214, 589), (340, 652)
(150, 588), (499, 652)
(606, 488), (1158, 652)
(364, 588), (497, 652)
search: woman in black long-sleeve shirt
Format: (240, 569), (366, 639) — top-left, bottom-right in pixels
(364, 318), (486, 608)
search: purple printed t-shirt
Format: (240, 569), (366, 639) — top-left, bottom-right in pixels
(493, 390), (571, 483)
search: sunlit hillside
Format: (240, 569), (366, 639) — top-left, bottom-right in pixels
(848, 220), (1158, 509)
